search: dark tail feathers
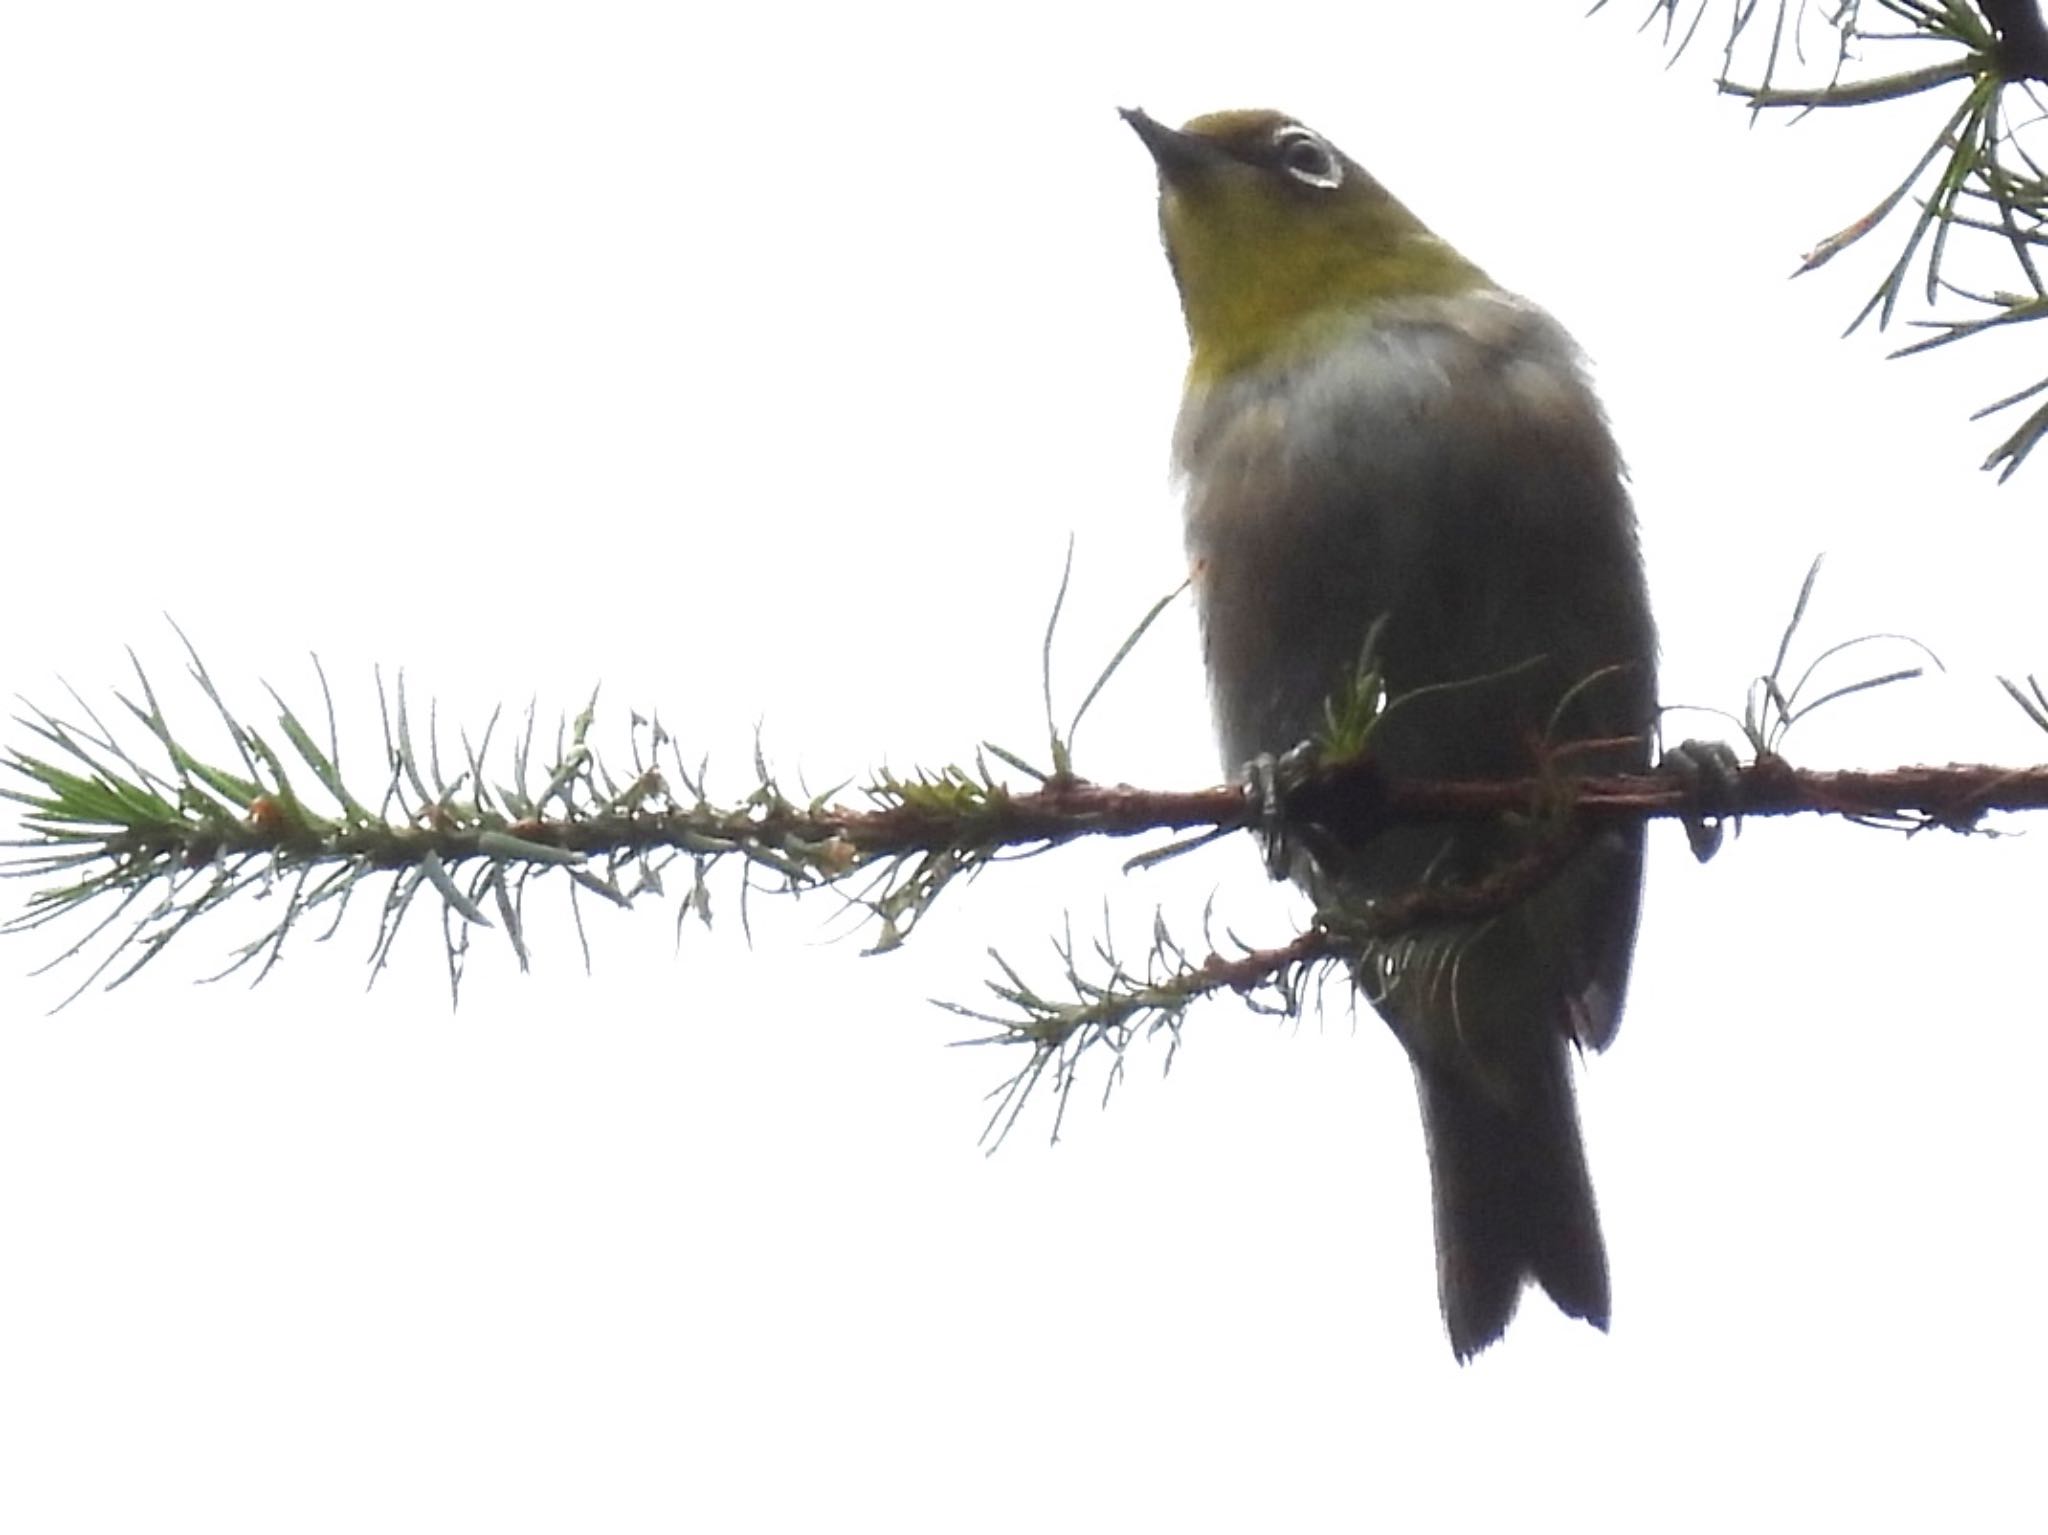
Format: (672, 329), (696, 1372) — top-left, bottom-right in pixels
(1415, 1042), (1609, 1362)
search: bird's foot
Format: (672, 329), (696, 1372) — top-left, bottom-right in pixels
(1659, 738), (1746, 863)
(1245, 741), (1321, 880)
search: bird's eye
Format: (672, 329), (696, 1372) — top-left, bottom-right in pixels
(1274, 126), (1342, 190)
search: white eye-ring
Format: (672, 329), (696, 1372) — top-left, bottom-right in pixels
(1274, 124), (1343, 190)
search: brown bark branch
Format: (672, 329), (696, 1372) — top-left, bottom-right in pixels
(822, 756), (2025, 859)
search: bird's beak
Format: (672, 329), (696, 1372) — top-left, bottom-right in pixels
(1119, 107), (1223, 182)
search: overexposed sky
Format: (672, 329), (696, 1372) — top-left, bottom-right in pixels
(3, 3), (2044, 1527)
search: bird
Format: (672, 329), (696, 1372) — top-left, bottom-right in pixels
(1124, 106), (1657, 1360)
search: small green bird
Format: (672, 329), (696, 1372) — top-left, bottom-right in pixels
(1125, 107), (1657, 1360)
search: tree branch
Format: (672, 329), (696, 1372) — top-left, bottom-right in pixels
(1621, 0), (2048, 475)
(1984, 0), (2048, 83)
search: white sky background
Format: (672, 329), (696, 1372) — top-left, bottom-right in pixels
(2, 1), (2044, 1527)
